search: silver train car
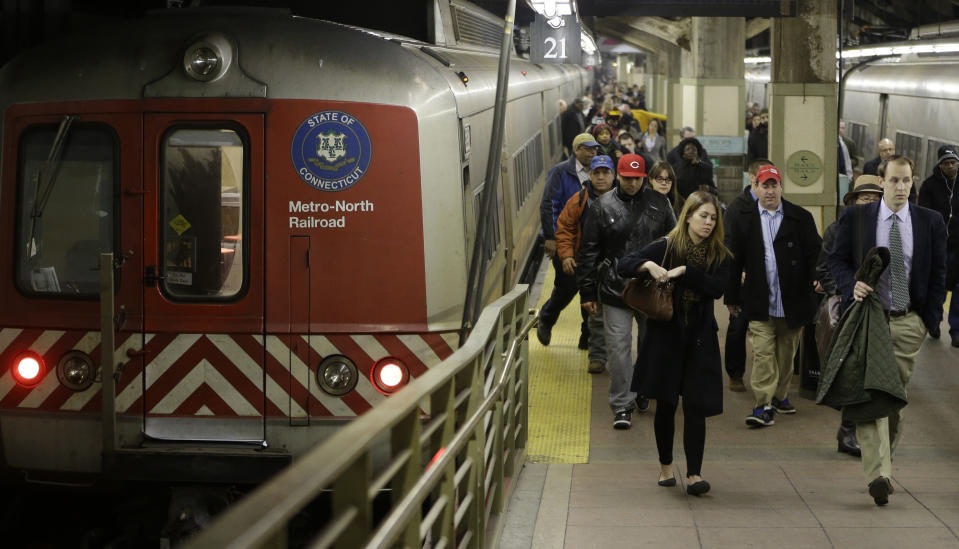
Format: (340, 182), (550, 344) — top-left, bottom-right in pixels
(0, 7), (588, 483)
(843, 56), (959, 183)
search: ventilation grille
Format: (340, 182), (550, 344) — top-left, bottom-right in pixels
(452, 2), (503, 49)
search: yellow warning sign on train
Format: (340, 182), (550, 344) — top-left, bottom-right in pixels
(169, 214), (192, 235)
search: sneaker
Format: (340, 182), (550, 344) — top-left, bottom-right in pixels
(613, 409), (632, 430)
(771, 396), (796, 414)
(636, 396), (650, 413)
(536, 321), (551, 346)
(578, 331), (589, 350)
(745, 406), (775, 427)
(587, 360), (605, 374)
(728, 377), (746, 392)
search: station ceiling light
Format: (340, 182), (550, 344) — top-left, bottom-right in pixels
(744, 41), (959, 64)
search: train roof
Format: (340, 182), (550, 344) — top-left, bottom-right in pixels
(0, 8), (585, 118)
(845, 57), (959, 101)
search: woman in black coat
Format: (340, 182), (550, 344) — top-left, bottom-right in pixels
(618, 191), (731, 496)
(673, 137), (717, 199)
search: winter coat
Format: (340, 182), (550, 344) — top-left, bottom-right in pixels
(576, 187), (676, 308)
(817, 247), (906, 423)
(561, 108), (586, 153)
(918, 165), (957, 228)
(747, 125), (768, 165)
(620, 238), (730, 417)
(556, 187), (597, 260)
(673, 137), (716, 199)
(724, 198), (822, 329)
(539, 155), (587, 239)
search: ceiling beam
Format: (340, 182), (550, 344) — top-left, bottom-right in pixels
(746, 17), (770, 39)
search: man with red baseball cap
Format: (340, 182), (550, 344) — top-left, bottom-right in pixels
(724, 163), (822, 428)
(577, 153), (675, 430)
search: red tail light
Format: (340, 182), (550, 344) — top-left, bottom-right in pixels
(12, 352), (45, 387)
(371, 357), (409, 394)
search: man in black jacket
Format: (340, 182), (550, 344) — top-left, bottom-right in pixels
(561, 97), (587, 155)
(723, 158), (773, 392)
(746, 109), (769, 165)
(724, 165), (822, 428)
(577, 154), (676, 430)
(827, 155), (947, 505)
(918, 146), (959, 347)
(862, 138), (895, 176)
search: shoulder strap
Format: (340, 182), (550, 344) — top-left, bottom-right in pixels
(578, 188), (588, 208)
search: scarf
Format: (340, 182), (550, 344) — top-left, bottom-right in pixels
(681, 241), (709, 322)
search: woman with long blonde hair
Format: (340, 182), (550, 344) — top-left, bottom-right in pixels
(617, 191), (731, 496)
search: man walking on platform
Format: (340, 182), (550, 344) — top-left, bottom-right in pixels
(918, 146), (959, 347)
(828, 155), (947, 506)
(538, 133), (599, 347)
(555, 155), (616, 373)
(723, 158), (773, 392)
(724, 165), (821, 428)
(578, 154), (675, 430)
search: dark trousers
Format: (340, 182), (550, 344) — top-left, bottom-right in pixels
(540, 256), (588, 336)
(723, 313), (748, 380)
(654, 399), (706, 477)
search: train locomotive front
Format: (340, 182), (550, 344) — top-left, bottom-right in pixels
(0, 9), (586, 483)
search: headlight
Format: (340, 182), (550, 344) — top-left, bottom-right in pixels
(316, 355), (358, 396)
(182, 33), (234, 82)
(57, 350), (96, 391)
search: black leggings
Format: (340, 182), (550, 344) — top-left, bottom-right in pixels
(654, 399), (706, 477)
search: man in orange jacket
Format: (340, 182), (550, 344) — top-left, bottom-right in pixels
(556, 155), (616, 373)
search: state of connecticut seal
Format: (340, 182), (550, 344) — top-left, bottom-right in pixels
(291, 110), (373, 191)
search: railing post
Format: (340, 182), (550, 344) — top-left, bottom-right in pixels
(332, 454), (372, 547)
(392, 411), (423, 548)
(468, 352), (487, 548)
(430, 378), (457, 547)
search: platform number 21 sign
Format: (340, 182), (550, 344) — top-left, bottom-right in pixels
(531, 15), (581, 65)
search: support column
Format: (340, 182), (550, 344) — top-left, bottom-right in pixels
(681, 17), (746, 205)
(770, 0), (838, 230)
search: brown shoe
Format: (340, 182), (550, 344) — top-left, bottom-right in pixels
(728, 377), (746, 392)
(588, 360), (605, 374)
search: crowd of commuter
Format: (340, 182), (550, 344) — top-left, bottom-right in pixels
(539, 86), (957, 503)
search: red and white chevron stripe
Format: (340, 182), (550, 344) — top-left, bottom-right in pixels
(0, 328), (459, 418)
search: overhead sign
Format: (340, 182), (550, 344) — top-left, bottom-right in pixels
(786, 149), (823, 187)
(530, 15), (582, 65)
(696, 136), (746, 156)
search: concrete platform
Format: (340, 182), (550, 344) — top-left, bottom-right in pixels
(503, 265), (959, 549)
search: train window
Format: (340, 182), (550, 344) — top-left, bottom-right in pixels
(511, 132), (545, 211)
(894, 132), (923, 174)
(160, 128), (246, 300)
(15, 123), (117, 297)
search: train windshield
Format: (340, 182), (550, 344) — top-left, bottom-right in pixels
(15, 122), (116, 297)
(160, 128), (245, 299)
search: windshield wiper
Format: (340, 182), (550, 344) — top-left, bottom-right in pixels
(28, 114), (75, 257)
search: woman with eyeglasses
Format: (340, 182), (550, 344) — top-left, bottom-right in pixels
(644, 161), (684, 220)
(618, 190), (731, 496)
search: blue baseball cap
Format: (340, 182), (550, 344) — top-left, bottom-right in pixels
(590, 155), (614, 171)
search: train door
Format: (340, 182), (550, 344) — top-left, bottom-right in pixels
(141, 113), (265, 443)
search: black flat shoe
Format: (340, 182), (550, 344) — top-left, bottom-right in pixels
(686, 480), (710, 496)
(658, 476), (676, 487)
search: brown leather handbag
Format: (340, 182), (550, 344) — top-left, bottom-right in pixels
(622, 247), (674, 321)
(623, 275), (674, 321)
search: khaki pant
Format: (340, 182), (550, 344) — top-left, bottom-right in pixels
(748, 318), (802, 408)
(858, 312), (926, 484)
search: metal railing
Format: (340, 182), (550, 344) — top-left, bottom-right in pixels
(182, 285), (534, 549)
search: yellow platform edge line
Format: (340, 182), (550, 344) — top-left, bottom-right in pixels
(527, 260), (591, 464)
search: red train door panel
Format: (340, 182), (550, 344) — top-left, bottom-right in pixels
(141, 113), (265, 442)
